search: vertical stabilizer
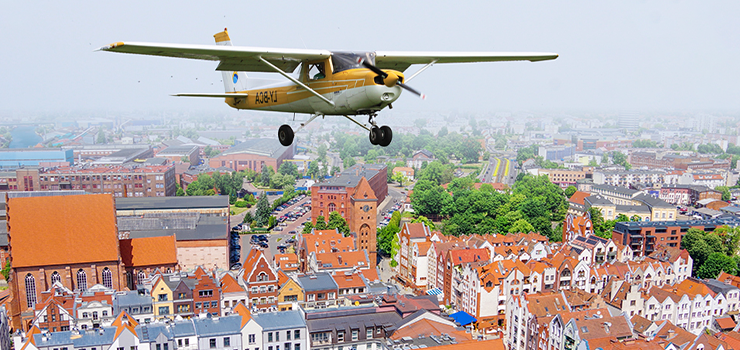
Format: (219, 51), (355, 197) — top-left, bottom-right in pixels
(214, 28), (248, 92)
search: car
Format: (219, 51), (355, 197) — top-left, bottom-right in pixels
(286, 238), (296, 244)
(274, 227), (284, 231)
(279, 222), (288, 227)
(230, 263), (242, 270)
(277, 244), (287, 250)
(288, 230), (297, 235)
(259, 242), (268, 248)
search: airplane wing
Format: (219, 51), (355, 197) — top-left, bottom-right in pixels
(374, 51), (558, 72)
(98, 42), (332, 73)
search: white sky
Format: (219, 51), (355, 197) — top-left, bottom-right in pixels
(1, 1), (739, 116)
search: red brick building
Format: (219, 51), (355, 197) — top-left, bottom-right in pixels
(242, 248), (279, 312)
(119, 235), (179, 289)
(209, 138), (294, 173)
(193, 266), (221, 316)
(7, 194), (127, 331)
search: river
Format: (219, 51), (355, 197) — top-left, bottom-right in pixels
(9, 125), (42, 149)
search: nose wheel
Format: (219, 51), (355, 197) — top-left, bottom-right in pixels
(278, 124), (294, 146)
(369, 125), (393, 147)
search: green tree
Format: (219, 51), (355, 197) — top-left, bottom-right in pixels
(307, 161), (320, 179)
(176, 184), (185, 196)
(260, 166), (275, 187)
(254, 192), (271, 227)
(509, 219), (535, 233)
(697, 252), (737, 279)
(268, 216), (277, 229)
(411, 216), (436, 230)
(343, 156), (356, 168)
(278, 162), (299, 177)
(716, 186), (732, 201)
(315, 215), (328, 230)
(243, 212), (253, 224)
(438, 127), (448, 137)
(630, 215), (642, 222)
(229, 189), (237, 205)
(615, 213), (630, 222)
(327, 211), (350, 236)
(1, 258), (9, 280)
(96, 129), (106, 144)
(601, 153), (609, 164)
(564, 186), (577, 198)
(392, 172), (408, 186)
(302, 221), (314, 234)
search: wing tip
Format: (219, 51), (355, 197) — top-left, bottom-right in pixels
(97, 42), (125, 52)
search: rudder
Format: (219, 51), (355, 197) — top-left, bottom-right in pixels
(214, 28), (248, 92)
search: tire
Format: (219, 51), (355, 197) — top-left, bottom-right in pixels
(278, 124), (294, 146)
(369, 127), (380, 145)
(379, 125), (393, 147)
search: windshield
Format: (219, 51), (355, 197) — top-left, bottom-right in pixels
(331, 52), (375, 74)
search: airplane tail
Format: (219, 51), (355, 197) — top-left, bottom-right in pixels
(214, 29), (248, 92)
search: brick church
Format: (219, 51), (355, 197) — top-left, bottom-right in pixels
(7, 194), (126, 331)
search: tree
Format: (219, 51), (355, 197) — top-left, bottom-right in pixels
(278, 162), (299, 177)
(509, 219), (535, 233)
(716, 186), (732, 201)
(438, 126), (448, 137)
(317, 144), (328, 163)
(697, 252), (737, 279)
(630, 215), (642, 222)
(392, 172), (408, 186)
(176, 184), (185, 196)
(601, 153), (609, 164)
(229, 189), (237, 205)
(327, 211), (350, 236)
(411, 216), (436, 230)
(315, 215), (328, 230)
(343, 156), (356, 168)
(307, 161), (320, 179)
(254, 192), (271, 227)
(260, 166), (275, 187)
(564, 186), (577, 198)
(204, 145), (221, 158)
(302, 221), (314, 234)
(243, 212), (253, 224)
(615, 214), (630, 222)
(96, 129), (106, 144)
(268, 216), (277, 229)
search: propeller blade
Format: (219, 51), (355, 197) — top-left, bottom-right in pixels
(398, 82), (426, 100)
(359, 58), (388, 78)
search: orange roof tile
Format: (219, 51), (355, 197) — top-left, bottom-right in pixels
(352, 177), (377, 200)
(334, 272), (367, 290)
(316, 250), (369, 269)
(422, 339), (505, 350)
(220, 273), (244, 294)
(111, 310), (139, 340)
(359, 267), (379, 282)
(119, 235), (178, 267)
(8, 194), (120, 267)
(716, 316), (736, 330)
(404, 222), (428, 239)
(415, 241), (432, 256)
(232, 302), (252, 328)
(716, 331), (740, 350)
(390, 318), (472, 343)
(570, 191), (591, 205)
(448, 248), (489, 266)
(274, 253), (299, 271)
(303, 230), (355, 256)
(277, 269), (290, 287)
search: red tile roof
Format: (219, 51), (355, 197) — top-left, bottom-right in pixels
(119, 235), (178, 267)
(448, 248), (489, 265)
(303, 230), (355, 255)
(334, 272), (367, 290)
(220, 273), (244, 294)
(570, 191), (591, 205)
(316, 250), (369, 269)
(8, 194), (120, 267)
(716, 316), (736, 330)
(359, 267), (380, 282)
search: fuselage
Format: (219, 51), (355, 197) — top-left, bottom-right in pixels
(225, 55), (404, 115)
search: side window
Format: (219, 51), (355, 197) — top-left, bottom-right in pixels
(308, 62), (326, 80)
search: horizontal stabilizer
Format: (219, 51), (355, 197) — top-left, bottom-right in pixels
(173, 93), (249, 98)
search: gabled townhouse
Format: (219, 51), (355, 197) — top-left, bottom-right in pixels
(505, 292), (573, 350)
(297, 229), (355, 272)
(193, 267), (221, 316)
(398, 222), (432, 281)
(241, 248), (280, 312)
(113, 289), (154, 324)
(276, 270), (303, 311)
(220, 272), (248, 316)
(305, 306), (400, 350)
(308, 250), (370, 275)
(334, 271), (368, 297)
(444, 247), (491, 305)
(562, 313), (634, 349)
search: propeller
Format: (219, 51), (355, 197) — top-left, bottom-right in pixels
(359, 58), (425, 99)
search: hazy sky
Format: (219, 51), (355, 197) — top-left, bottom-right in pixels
(2, 1), (739, 117)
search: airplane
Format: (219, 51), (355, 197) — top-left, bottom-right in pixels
(100, 29), (557, 147)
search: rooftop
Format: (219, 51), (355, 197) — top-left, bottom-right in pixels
(219, 138), (290, 158)
(115, 196), (229, 210)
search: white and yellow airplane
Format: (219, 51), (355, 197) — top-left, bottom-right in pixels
(100, 29), (557, 147)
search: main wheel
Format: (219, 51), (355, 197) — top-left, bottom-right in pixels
(278, 124), (294, 146)
(369, 127), (381, 145)
(379, 125), (393, 147)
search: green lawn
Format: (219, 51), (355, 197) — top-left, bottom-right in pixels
(230, 205), (250, 215)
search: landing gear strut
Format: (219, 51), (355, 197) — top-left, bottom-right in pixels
(278, 124), (294, 146)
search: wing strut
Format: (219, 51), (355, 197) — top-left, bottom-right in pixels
(341, 115), (371, 132)
(405, 60), (437, 83)
(258, 57), (335, 106)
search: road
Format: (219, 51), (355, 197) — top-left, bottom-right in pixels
(480, 156), (518, 187)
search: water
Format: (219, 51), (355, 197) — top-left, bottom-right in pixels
(9, 125), (42, 149)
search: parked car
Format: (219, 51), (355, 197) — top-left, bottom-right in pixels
(230, 263), (242, 270)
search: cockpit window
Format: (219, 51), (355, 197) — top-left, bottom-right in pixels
(331, 52), (375, 74)
(308, 62), (326, 80)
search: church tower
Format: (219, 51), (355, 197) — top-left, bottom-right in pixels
(350, 177), (378, 266)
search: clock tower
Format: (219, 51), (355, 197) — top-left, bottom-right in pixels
(350, 177), (378, 266)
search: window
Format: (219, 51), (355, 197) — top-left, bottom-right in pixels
(338, 332), (344, 342)
(158, 306), (170, 315)
(163, 345), (168, 350)
(158, 294), (168, 301)
(185, 339), (189, 346)
(285, 343), (291, 350)
(199, 290), (213, 298)
(156, 345), (161, 350)
(137, 271), (147, 285)
(249, 334), (256, 344)
(51, 271), (62, 285)
(367, 328), (373, 339)
(25, 274), (37, 308)
(211, 301), (218, 308)
(102, 268), (113, 289)
(223, 337), (230, 347)
(77, 269), (88, 291)
(210, 338), (217, 348)
(269, 332), (273, 342)
(287, 330), (291, 340)
(276, 332), (280, 341)
(294, 344), (300, 350)
(196, 302), (201, 309)
(294, 330), (300, 339)
(352, 330), (358, 341)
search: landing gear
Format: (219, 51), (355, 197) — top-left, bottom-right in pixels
(278, 124), (294, 146)
(369, 125), (393, 147)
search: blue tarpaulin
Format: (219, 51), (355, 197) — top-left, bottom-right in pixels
(426, 288), (443, 296)
(450, 311), (477, 326)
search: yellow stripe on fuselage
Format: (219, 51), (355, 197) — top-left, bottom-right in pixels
(224, 68), (403, 111)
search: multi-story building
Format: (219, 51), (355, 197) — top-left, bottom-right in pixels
(398, 222), (432, 282)
(306, 306), (400, 350)
(297, 229), (356, 272)
(209, 138), (294, 173)
(156, 145), (200, 165)
(192, 267), (221, 316)
(612, 217), (740, 256)
(250, 310), (308, 350)
(296, 272), (339, 309)
(538, 167), (592, 188)
(28, 164), (177, 197)
(659, 184), (722, 206)
(241, 248), (279, 312)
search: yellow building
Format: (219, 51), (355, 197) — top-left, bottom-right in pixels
(277, 270), (304, 311)
(151, 276), (175, 319)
